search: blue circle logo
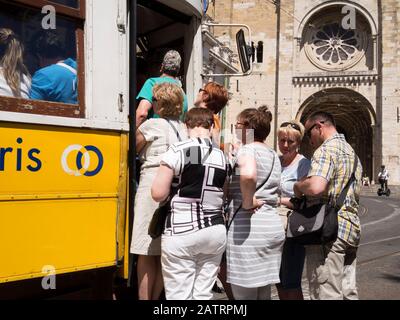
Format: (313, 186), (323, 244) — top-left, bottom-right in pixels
(61, 144), (104, 177)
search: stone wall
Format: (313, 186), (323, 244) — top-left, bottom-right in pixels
(209, 0), (400, 184)
(381, 0), (400, 184)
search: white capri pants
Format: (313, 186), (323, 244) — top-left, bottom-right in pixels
(161, 224), (226, 300)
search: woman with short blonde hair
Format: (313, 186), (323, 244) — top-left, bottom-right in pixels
(277, 120), (305, 144)
(153, 82), (183, 118)
(276, 119), (310, 300)
(0, 28), (31, 98)
(130, 82), (187, 300)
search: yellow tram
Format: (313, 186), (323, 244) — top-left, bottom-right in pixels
(0, 0), (250, 298)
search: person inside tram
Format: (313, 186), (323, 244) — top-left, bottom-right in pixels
(29, 30), (77, 104)
(0, 28), (31, 99)
(378, 165), (389, 190)
(194, 81), (229, 148)
(135, 50), (188, 129)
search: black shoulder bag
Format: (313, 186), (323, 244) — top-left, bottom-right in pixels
(148, 120), (183, 239)
(226, 150), (276, 232)
(286, 155), (358, 245)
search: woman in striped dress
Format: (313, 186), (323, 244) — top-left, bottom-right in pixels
(226, 106), (285, 300)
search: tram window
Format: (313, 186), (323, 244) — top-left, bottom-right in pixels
(0, 0), (85, 118)
(49, 0), (79, 9)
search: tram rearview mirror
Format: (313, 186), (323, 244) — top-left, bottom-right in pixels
(236, 29), (251, 73)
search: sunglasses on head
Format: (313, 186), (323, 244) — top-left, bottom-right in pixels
(280, 122), (301, 132)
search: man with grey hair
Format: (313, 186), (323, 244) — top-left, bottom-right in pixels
(135, 50), (188, 129)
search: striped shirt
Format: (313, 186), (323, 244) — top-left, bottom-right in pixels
(161, 137), (227, 236)
(308, 133), (363, 247)
(226, 143), (285, 287)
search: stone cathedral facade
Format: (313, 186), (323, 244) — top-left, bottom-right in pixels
(207, 0), (400, 185)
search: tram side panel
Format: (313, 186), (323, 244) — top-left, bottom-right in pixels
(0, 122), (128, 284)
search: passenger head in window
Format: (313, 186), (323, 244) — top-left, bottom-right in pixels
(136, 50), (188, 129)
(0, 28), (31, 99)
(194, 82), (229, 149)
(29, 31), (78, 104)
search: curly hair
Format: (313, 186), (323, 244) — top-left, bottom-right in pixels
(152, 82), (184, 119)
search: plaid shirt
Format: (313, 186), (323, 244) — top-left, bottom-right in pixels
(308, 134), (363, 247)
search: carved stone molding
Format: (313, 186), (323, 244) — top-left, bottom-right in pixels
(293, 72), (378, 86)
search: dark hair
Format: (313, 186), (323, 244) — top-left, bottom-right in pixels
(307, 111), (336, 127)
(35, 31), (65, 59)
(238, 105), (272, 142)
(137, 57), (148, 75)
(203, 82), (229, 114)
(184, 107), (214, 129)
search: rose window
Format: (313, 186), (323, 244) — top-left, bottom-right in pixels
(305, 18), (368, 71)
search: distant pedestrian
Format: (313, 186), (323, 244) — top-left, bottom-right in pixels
(378, 165), (389, 191)
(293, 111), (362, 300)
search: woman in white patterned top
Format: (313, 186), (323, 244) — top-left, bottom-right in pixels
(152, 108), (227, 300)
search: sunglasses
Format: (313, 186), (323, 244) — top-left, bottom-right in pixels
(199, 88), (208, 94)
(305, 121), (324, 138)
(235, 121), (245, 128)
(280, 122), (301, 132)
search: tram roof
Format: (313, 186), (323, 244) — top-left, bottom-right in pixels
(155, 0), (203, 18)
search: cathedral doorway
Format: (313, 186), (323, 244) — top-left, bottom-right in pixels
(298, 88), (376, 180)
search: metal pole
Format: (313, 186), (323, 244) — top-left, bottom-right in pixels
(127, 0), (137, 288)
(273, 0), (281, 151)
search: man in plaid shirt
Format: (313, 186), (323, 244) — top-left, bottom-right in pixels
(294, 111), (362, 300)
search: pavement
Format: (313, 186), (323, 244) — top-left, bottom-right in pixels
(360, 184), (400, 199)
(213, 187), (400, 300)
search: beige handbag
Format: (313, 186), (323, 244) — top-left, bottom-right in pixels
(277, 206), (290, 231)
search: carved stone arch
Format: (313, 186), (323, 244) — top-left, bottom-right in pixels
(296, 87), (376, 180)
(297, 1), (378, 39)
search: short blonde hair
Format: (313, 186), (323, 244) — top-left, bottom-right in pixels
(153, 82), (183, 119)
(278, 120), (305, 142)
